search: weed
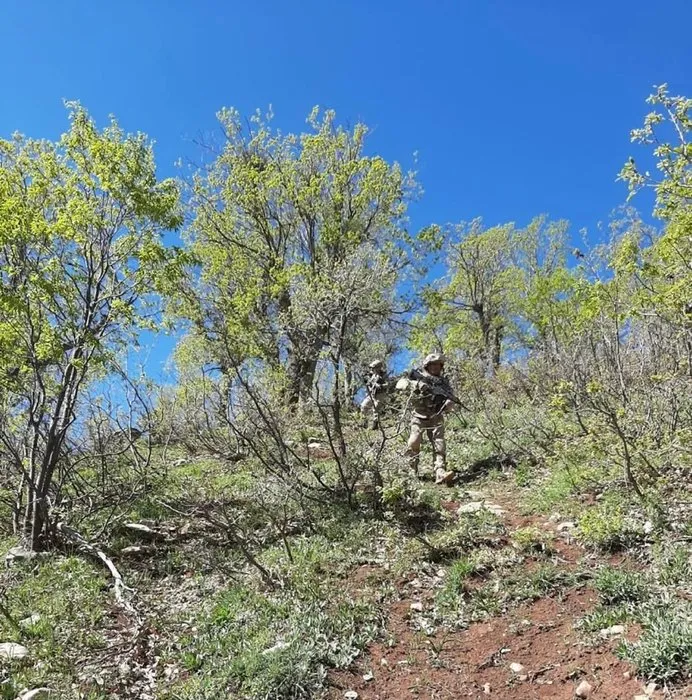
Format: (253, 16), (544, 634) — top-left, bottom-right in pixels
(580, 603), (633, 633)
(620, 604), (692, 682)
(594, 567), (649, 605)
(578, 497), (640, 551)
(511, 526), (555, 555)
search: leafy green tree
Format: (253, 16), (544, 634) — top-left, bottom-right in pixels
(0, 104), (181, 548)
(173, 107), (414, 404)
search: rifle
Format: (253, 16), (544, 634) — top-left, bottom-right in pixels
(406, 368), (467, 410)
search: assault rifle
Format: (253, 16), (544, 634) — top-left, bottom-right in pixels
(406, 368), (467, 410)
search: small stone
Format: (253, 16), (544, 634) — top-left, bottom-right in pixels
(622, 671), (631, 680)
(363, 672), (374, 682)
(262, 640), (289, 655)
(643, 520), (654, 535)
(509, 662), (525, 673)
(483, 683), (491, 694)
(16, 690), (52, 700)
(557, 521), (576, 531)
(575, 680), (592, 697)
(645, 682), (657, 696)
(436, 569), (446, 578)
(19, 614), (41, 628)
(344, 692), (358, 700)
(0, 642), (29, 660)
(5, 547), (36, 566)
(410, 601), (424, 612)
(634, 696), (649, 700)
(600, 624), (625, 637)
(380, 658), (388, 666)
(458, 501), (484, 514)
(519, 674), (528, 681)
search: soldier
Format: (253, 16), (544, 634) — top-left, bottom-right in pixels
(404, 353), (456, 485)
(360, 359), (389, 429)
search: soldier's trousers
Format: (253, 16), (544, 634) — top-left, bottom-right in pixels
(360, 394), (387, 419)
(406, 415), (446, 472)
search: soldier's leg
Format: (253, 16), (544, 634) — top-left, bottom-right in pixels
(406, 419), (423, 473)
(432, 420), (454, 485)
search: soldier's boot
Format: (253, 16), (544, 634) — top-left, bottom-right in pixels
(435, 467), (456, 486)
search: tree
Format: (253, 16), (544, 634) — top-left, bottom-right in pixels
(172, 107), (414, 404)
(0, 104), (181, 548)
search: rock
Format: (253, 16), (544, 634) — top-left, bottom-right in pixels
(410, 601), (424, 612)
(634, 696), (649, 700)
(643, 520), (654, 535)
(575, 680), (592, 697)
(19, 614), (41, 628)
(622, 671), (631, 680)
(362, 672), (374, 682)
(509, 662), (525, 673)
(458, 501), (505, 516)
(436, 569), (446, 579)
(458, 501), (484, 514)
(0, 642), (29, 660)
(483, 683), (491, 694)
(15, 690), (52, 700)
(645, 682), (657, 696)
(519, 674), (528, 681)
(344, 692), (359, 699)
(262, 641), (289, 655)
(5, 547), (36, 566)
(380, 658), (388, 666)
(557, 521), (576, 531)
(600, 624), (625, 637)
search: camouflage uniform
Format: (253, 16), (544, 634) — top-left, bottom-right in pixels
(360, 360), (389, 428)
(405, 354), (455, 485)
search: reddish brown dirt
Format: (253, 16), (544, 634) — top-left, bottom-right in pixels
(328, 488), (692, 699)
(329, 587), (656, 699)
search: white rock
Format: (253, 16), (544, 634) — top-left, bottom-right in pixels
(483, 683), (491, 694)
(16, 690), (52, 700)
(262, 640), (290, 655)
(410, 601), (424, 612)
(19, 614), (41, 628)
(622, 671), (631, 680)
(344, 692), (359, 699)
(600, 624), (625, 637)
(519, 674), (528, 681)
(643, 520), (654, 535)
(458, 501), (506, 516)
(5, 547), (36, 566)
(458, 501), (484, 514)
(380, 658), (388, 666)
(436, 569), (446, 579)
(509, 662), (525, 673)
(645, 682), (657, 696)
(575, 680), (592, 697)
(634, 696), (649, 700)
(0, 642), (29, 660)
(557, 521), (576, 531)
(363, 672), (374, 681)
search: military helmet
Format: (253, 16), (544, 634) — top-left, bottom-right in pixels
(423, 352), (445, 368)
(369, 359), (385, 370)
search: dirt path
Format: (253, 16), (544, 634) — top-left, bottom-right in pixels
(328, 484), (690, 700)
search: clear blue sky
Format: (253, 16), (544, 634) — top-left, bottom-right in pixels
(2, 0), (690, 376)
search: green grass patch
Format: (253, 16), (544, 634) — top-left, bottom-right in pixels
(164, 583), (380, 699)
(594, 566), (649, 605)
(619, 604), (692, 683)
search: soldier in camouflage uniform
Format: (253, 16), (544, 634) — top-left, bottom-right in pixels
(404, 353), (456, 485)
(360, 359), (390, 429)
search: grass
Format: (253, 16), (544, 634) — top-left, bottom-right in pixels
(620, 604), (692, 683)
(594, 566), (649, 605)
(163, 583), (381, 699)
(0, 554), (108, 699)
